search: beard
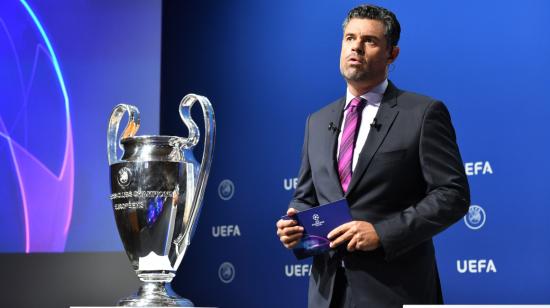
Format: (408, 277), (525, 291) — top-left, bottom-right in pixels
(340, 65), (370, 82)
(340, 62), (390, 84)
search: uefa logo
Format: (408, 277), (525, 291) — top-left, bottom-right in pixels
(464, 205), (486, 230)
(218, 262), (235, 283)
(218, 179), (235, 201)
(117, 167), (132, 187)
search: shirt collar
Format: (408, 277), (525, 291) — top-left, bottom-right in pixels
(345, 79), (388, 109)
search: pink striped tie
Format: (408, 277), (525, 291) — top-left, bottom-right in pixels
(338, 97), (366, 193)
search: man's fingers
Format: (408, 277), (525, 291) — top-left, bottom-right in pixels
(327, 222), (352, 240)
(277, 208), (304, 250)
(329, 229), (353, 248)
(327, 226), (342, 240)
(281, 233), (303, 244)
(285, 239), (301, 249)
(347, 236), (357, 251)
(276, 218), (297, 229)
(278, 225), (303, 236)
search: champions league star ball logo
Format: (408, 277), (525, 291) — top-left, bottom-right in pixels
(464, 205), (486, 230)
(312, 213), (325, 227)
(117, 167), (132, 187)
(218, 179), (235, 201)
(218, 262), (235, 283)
(0, 0), (75, 253)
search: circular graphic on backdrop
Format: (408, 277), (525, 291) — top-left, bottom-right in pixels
(218, 179), (235, 201)
(464, 205), (486, 230)
(218, 262), (235, 283)
(0, 0), (74, 253)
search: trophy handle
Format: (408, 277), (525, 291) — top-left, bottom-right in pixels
(179, 94), (215, 244)
(107, 104), (141, 165)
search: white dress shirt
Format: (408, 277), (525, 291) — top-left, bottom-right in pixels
(336, 79), (388, 171)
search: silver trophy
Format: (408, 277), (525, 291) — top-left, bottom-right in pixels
(107, 94), (215, 306)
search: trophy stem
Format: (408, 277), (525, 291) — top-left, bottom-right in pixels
(138, 272), (176, 283)
(118, 277), (194, 307)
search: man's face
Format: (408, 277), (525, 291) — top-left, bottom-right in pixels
(339, 18), (393, 83)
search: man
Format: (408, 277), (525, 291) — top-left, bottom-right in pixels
(276, 4), (470, 308)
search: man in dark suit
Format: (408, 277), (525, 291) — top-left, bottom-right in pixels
(276, 4), (470, 308)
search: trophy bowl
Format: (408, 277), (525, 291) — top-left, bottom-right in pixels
(107, 94), (215, 306)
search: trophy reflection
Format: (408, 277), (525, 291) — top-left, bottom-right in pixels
(107, 94), (215, 306)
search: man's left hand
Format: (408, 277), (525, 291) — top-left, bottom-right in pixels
(327, 221), (380, 252)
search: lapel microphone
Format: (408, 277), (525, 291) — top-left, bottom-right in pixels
(370, 118), (381, 130)
(328, 122), (339, 133)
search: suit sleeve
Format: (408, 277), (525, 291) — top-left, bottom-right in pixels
(288, 115), (319, 211)
(374, 101), (470, 261)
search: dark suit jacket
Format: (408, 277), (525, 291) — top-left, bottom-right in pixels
(289, 81), (470, 308)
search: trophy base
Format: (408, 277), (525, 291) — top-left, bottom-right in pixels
(118, 281), (194, 307)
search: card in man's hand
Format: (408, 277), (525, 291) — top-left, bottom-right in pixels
(282, 199), (352, 260)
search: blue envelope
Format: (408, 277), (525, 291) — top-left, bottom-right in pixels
(282, 199), (352, 259)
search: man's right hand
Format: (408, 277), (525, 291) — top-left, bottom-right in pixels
(276, 208), (304, 249)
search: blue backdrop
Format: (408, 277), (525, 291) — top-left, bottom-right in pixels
(160, 0), (550, 307)
(0, 0), (161, 252)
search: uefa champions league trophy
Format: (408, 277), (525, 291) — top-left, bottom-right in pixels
(107, 94), (215, 306)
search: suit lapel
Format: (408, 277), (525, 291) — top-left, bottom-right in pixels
(325, 97), (346, 196)
(345, 82), (400, 195)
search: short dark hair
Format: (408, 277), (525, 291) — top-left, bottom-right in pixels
(342, 4), (401, 48)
